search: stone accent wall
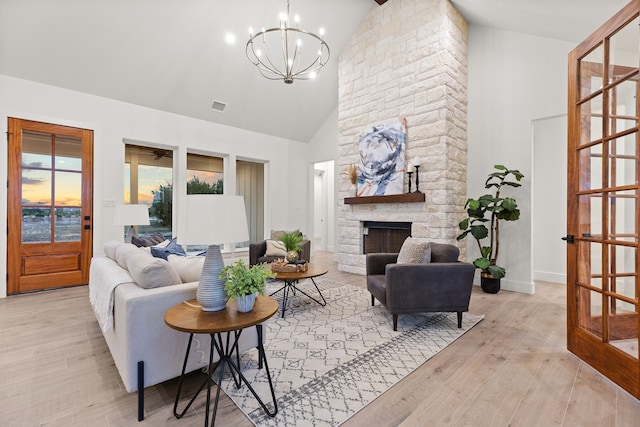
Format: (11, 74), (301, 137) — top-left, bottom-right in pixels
(337, 0), (468, 274)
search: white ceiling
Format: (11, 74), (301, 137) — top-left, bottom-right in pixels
(0, 0), (631, 142)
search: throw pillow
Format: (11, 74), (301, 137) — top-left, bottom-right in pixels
(422, 241), (432, 263)
(397, 237), (431, 264)
(150, 238), (186, 260)
(167, 254), (205, 283)
(131, 235), (154, 247)
(114, 243), (140, 269)
(126, 251), (182, 288)
(265, 239), (287, 257)
(103, 240), (122, 260)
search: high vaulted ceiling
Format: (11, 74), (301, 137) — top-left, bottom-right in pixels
(0, 0), (631, 142)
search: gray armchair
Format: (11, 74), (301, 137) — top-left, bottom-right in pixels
(366, 243), (475, 331)
(249, 239), (311, 266)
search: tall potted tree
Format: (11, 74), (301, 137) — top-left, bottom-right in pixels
(457, 165), (524, 293)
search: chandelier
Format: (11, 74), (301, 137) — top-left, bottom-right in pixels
(246, 0), (330, 84)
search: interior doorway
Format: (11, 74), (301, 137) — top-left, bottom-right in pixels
(312, 160), (334, 252)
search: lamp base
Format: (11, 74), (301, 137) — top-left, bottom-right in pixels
(197, 245), (227, 311)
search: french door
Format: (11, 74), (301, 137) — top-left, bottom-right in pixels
(7, 118), (93, 294)
(567, 0), (640, 399)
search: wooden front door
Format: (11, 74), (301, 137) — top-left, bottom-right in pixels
(567, 0), (640, 399)
(7, 118), (93, 294)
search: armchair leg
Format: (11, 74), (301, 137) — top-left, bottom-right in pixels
(371, 295), (375, 306)
(393, 314), (398, 331)
(457, 312), (462, 328)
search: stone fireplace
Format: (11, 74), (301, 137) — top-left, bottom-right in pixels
(337, 0), (468, 275)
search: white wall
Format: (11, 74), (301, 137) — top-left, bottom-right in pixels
(308, 106), (339, 256)
(533, 115), (567, 284)
(466, 26), (575, 293)
(0, 74), (309, 298)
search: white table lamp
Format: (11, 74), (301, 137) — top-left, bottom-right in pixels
(178, 195), (249, 311)
(114, 204), (150, 243)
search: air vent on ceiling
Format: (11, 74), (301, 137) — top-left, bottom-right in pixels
(210, 100), (227, 112)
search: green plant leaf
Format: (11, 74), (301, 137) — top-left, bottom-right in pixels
(480, 246), (491, 258)
(474, 257), (490, 270)
(487, 264), (506, 279)
(459, 218), (469, 230)
(470, 225), (488, 240)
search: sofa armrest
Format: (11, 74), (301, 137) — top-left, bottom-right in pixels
(366, 253), (399, 276)
(385, 262), (475, 311)
(299, 239), (311, 262)
(249, 241), (268, 266)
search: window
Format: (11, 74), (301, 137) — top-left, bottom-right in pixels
(236, 160), (264, 247)
(124, 144), (173, 238)
(186, 153), (223, 194)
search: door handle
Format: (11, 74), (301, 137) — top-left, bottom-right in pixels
(561, 235), (575, 244)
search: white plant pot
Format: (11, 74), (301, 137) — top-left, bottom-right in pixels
(235, 292), (259, 313)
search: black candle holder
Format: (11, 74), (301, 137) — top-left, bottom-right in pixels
(407, 171), (413, 193)
(413, 165), (421, 193)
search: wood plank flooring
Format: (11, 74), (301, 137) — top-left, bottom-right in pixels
(1, 251), (638, 426)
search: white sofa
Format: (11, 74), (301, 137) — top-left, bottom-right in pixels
(88, 241), (260, 421)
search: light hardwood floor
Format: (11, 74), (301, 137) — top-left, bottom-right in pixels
(1, 251), (639, 426)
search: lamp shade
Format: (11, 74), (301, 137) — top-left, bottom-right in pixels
(114, 204), (150, 226)
(178, 195), (249, 246)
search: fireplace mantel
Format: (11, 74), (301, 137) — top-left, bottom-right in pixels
(344, 193), (425, 204)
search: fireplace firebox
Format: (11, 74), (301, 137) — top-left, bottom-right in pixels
(362, 221), (411, 254)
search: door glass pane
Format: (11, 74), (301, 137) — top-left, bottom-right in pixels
(54, 208), (81, 242)
(578, 144), (602, 190)
(610, 245), (637, 295)
(55, 135), (82, 171)
(579, 96), (603, 145)
(608, 134), (637, 188)
(609, 190), (636, 243)
(577, 241), (603, 289)
(608, 16), (639, 84)
(608, 80), (638, 136)
(578, 194), (602, 238)
(22, 207), (51, 243)
(21, 130), (52, 168)
(580, 44), (604, 98)
(22, 169), (51, 205)
(187, 153), (224, 194)
(608, 295), (638, 359)
(55, 171), (81, 206)
(578, 287), (603, 339)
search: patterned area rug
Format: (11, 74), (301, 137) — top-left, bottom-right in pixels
(218, 279), (483, 427)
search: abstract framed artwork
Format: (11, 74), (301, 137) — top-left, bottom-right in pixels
(357, 119), (407, 196)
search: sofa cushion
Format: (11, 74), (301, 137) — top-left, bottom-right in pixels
(168, 255), (204, 283)
(115, 243), (140, 269)
(397, 238), (431, 264)
(265, 239), (287, 257)
(151, 238), (186, 260)
(126, 251), (182, 288)
(104, 240), (122, 260)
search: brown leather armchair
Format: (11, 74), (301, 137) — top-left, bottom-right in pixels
(366, 243), (475, 331)
(249, 239), (311, 266)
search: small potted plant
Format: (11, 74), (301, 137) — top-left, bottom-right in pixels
(279, 229), (304, 263)
(219, 260), (275, 312)
(457, 164), (524, 293)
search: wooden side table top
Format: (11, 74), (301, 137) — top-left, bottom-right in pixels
(267, 263), (328, 281)
(164, 295), (278, 334)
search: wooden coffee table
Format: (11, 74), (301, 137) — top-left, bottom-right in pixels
(165, 296), (279, 427)
(267, 263), (328, 318)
